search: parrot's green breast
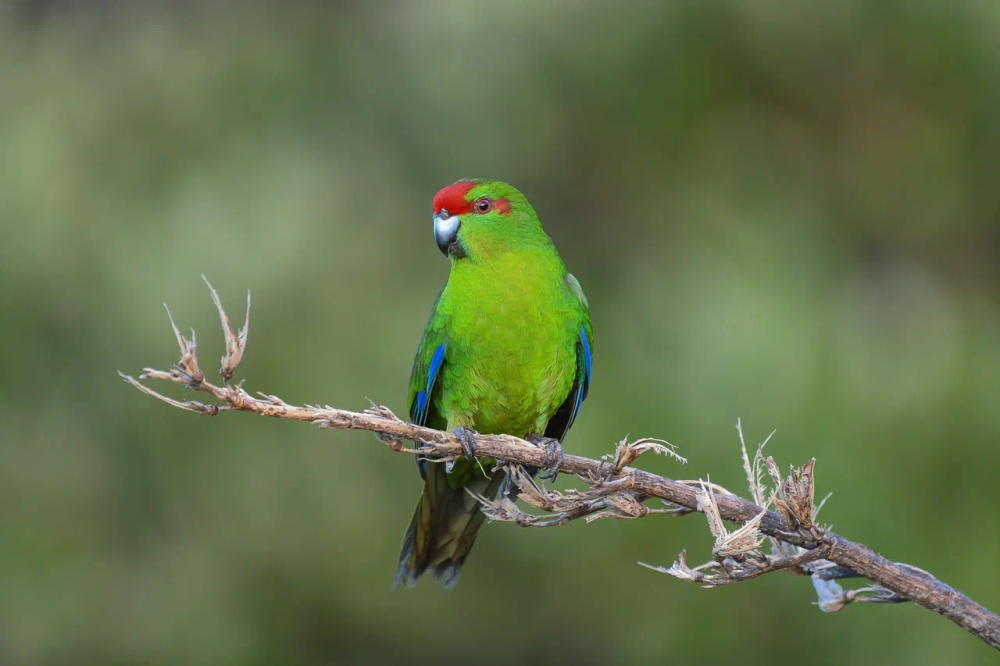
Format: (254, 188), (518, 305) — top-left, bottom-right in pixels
(435, 247), (579, 438)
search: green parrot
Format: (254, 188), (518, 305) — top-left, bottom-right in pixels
(395, 179), (593, 589)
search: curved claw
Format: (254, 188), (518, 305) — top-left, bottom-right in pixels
(453, 426), (479, 460)
(528, 435), (564, 483)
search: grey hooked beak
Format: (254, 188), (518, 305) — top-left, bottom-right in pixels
(433, 209), (462, 257)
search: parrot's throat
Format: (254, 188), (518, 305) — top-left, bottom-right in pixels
(448, 245), (561, 306)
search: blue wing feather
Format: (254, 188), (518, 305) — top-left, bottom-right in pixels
(413, 342), (446, 426)
(568, 325), (592, 429)
(546, 324), (593, 442)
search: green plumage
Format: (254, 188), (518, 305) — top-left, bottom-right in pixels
(395, 179), (592, 589)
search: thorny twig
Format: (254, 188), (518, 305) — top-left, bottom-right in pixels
(119, 281), (1000, 651)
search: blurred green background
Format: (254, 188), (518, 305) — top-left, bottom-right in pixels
(2, 1), (999, 664)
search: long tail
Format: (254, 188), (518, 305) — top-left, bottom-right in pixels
(394, 463), (506, 590)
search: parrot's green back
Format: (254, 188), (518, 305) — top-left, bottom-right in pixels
(395, 179), (593, 589)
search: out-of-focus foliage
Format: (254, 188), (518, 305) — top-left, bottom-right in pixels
(1, 1), (998, 664)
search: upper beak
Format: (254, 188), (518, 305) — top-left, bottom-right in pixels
(433, 210), (461, 257)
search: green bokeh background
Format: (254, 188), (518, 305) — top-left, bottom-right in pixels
(2, 2), (999, 664)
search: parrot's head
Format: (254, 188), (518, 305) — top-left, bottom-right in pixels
(432, 179), (547, 260)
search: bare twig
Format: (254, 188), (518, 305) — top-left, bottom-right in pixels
(640, 544), (831, 587)
(119, 281), (1000, 651)
(202, 275), (249, 382)
(813, 576), (908, 612)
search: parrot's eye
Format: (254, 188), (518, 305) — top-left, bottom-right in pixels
(474, 197), (493, 214)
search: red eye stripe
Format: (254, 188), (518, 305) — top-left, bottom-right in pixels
(433, 181), (475, 215)
(494, 198), (511, 214)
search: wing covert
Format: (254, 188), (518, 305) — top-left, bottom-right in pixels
(543, 274), (593, 442)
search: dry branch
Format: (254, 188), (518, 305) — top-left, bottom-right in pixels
(119, 281), (1000, 651)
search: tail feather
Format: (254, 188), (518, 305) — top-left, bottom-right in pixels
(395, 464), (505, 590)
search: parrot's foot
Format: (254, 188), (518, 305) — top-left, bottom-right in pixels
(453, 426), (479, 460)
(527, 434), (564, 483)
